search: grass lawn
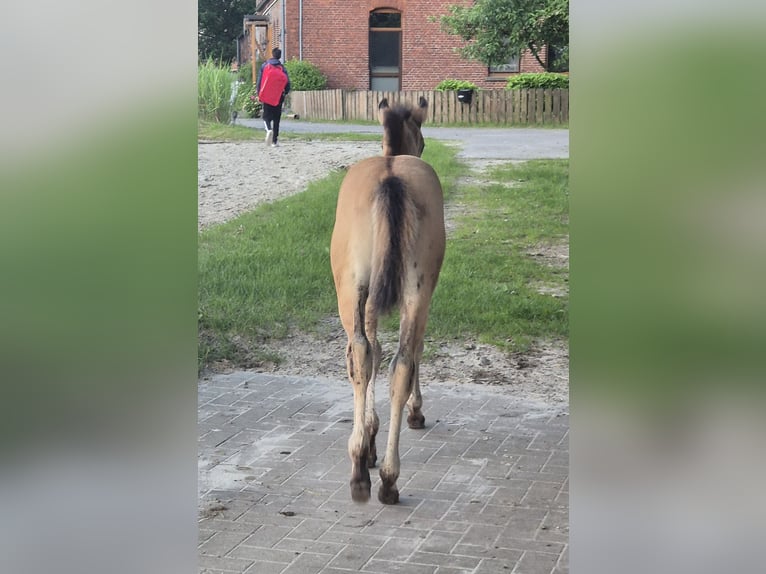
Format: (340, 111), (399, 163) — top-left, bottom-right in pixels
(428, 159), (569, 351)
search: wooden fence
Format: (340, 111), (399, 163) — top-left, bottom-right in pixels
(288, 89), (568, 126)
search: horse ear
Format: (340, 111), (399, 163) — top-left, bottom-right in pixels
(412, 97), (428, 126)
(378, 98), (389, 125)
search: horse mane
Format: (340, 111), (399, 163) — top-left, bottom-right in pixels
(382, 106), (412, 156)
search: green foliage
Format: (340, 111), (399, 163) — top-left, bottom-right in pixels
(506, 72), (569, 90)
(198, 59), (235, 122)
(440, 0), (569, 71)
(435, 79), (480, 91)
(548, 44), (569, 72)
(283, 58), (327, 91)
(198, 0), (252, 62)
(236, 61), (254, 84)
(241, 83), (263, 118)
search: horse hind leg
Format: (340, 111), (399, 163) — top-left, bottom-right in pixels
(345, 287), (374, 502)
(365, 336), (381, 469)
(378, 308), (427, 504)
(406, 340), (426, 429)
(406, 269), (439, 431)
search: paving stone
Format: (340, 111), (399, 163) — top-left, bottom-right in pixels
(363, 559), (437, 574)
(198, 555), (254, 572)
(418, 531), (462, 554)
(326, 544), (378, 570)
(522, 482), (567, 510)
(198, 531), (251, 557)
(228, 545), (298, 563)
(241, 525), (296, 548)
(404, 471), (447, 491)
(457, 524), (502, 548)
(432, 567), (476, 574)
(199, 373), (568, 574)
(371, 536), (424, 561)
(243, 562), (288, 574)
(274, 538), (345, 556)
(474, 557), (520, 572)
(404, 498), (447, 519)
(408, 551), (481, 569)
(514, 550), (561, 574)
(279, 552), (334, 574)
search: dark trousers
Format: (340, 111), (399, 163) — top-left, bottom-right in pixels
(262, 102), (283, 143)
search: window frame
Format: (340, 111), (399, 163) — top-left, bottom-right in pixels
(489, 53), (521, 76)
(369, 8), (402, 90)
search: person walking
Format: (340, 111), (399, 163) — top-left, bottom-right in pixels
(256, 48), (290, 147)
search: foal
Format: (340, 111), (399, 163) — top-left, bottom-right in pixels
(330, 97), (445, 504)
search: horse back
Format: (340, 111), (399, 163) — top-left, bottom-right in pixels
(332, 156), (444, 253)
(339, 155), (443, 213)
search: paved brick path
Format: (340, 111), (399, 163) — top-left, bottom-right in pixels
(198, 372), (568, 573)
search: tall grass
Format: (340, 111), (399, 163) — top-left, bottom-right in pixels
(198, 59), (234, 123)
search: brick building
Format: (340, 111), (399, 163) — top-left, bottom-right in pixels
(242, 0), (548, 90)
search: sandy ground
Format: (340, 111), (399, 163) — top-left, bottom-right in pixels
(198, 140), (381, 229)
(198, 138), (569, 404)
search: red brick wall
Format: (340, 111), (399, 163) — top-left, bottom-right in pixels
(267, 0), (547, 90)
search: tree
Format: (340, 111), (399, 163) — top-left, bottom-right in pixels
(439, 0), (568, 71)
(198, 0), (253, 63)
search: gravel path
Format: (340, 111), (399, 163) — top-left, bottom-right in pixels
(198, 139), (380, 229)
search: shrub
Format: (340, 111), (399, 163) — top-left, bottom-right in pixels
(283, 58), (327, 91)
(505, 73), (569, 90)
(236, 61), (256, 85)
(241, 83), (263, 118)
(435, 79), (480, 91)
(198, 59), (235, 122)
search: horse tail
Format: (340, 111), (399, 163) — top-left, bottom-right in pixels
(370, 171), (417, 315)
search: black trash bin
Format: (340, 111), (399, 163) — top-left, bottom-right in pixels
(457, 88), (474, 105)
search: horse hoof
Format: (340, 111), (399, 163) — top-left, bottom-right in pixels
(378, 483), (399, 505)
(350, 480), (371, 503)
(367, 454), (377, 468)
(407, 413), (425, 429)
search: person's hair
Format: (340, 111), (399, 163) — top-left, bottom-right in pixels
(272, 48), (282, 60)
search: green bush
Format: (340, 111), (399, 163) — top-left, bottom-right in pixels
(241, 83), (263, 118)
(283, 58), (327, 91)
(236, 61), (256, 85)
(198, 59), (235, 122)
(505, 73), (569, 90)
(435, 79), (480, 91)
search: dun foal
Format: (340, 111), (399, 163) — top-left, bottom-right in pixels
(330, 97), (446, 504)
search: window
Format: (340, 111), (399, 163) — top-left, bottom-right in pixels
(370, 11), (400, 28)
(489, 54), (520, 74)
(548, 44), (569, 72)
(369, 10), (401, 91)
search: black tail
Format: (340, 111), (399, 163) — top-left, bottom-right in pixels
(372, 175), (414, 314)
